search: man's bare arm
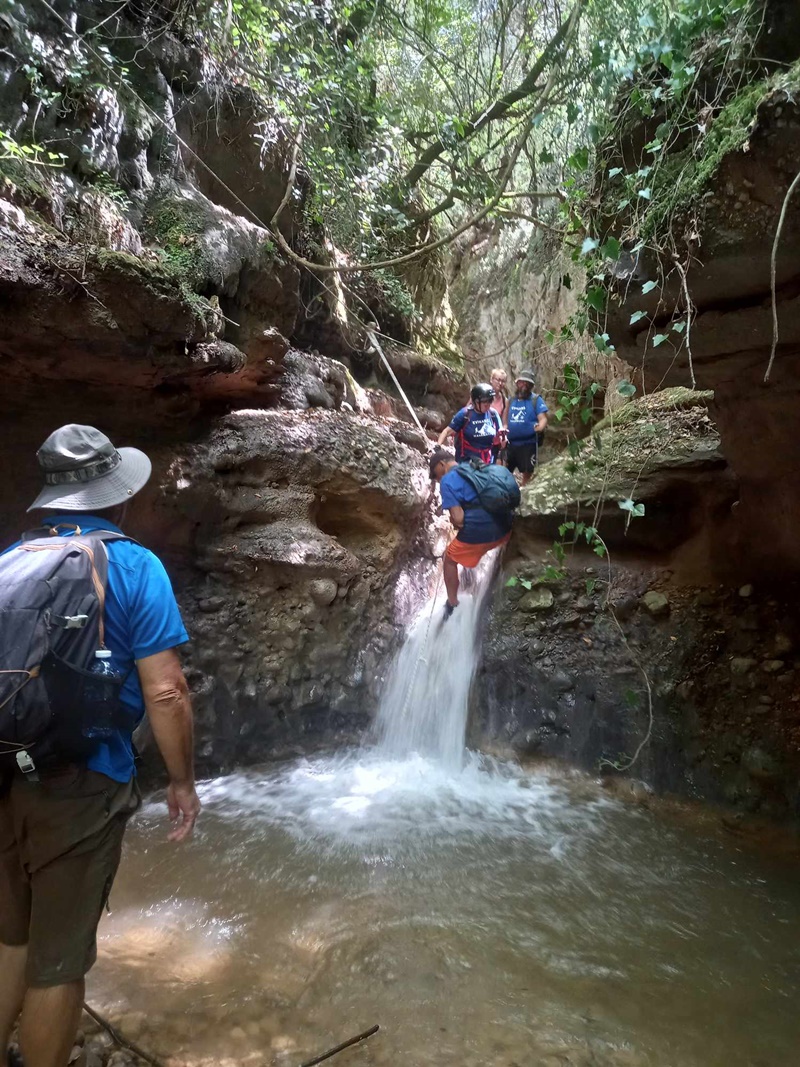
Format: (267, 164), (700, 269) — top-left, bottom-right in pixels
(448, 505), (465, 530)
(137, 648), (200, 842)
(535, 412), (549, 432)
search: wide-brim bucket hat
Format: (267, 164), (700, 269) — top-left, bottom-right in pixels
(515, 369), (536, 385)
(27, 424), (152, 512)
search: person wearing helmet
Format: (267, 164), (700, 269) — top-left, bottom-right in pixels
(437, 383), (503, 465)
(506, 369), (548, 485)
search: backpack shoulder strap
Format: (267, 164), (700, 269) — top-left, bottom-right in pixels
(17, 529), (138, 648)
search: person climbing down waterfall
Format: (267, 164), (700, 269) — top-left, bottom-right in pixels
(429, 448), (520, 622)
(506, 369), (548, 486)
(437, 383), (503, 465)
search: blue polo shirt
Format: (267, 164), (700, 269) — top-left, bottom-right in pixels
(5, 514), (189, 782)
(440, 470), (511, 544)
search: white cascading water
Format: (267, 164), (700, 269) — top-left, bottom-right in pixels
(96, 550), (800, 1067)
(373, 551), (501, 768)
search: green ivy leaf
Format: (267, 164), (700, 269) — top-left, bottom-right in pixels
(617, 380), (636, 397)
(642, 280), (658, 294)
(581, 237), (599, 256)
(569, 145), (590, 171)
(652, 333), (669, 347)
(618, 498), (645, 517)
(594, 332), (615, 353)
(593, 542), (607, 557)
(672, 320), (687, 333)
(520, 578), (533, 590)
(505, 577), (519, 587)
(586, 286), (606, 313)
(629, 310), (646, 324)
(600, 236), (621, 260)
(608, 167), (623, 179)
(638, 187), (652, 200)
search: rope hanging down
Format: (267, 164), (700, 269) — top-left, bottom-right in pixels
(366, 329), (426, 436)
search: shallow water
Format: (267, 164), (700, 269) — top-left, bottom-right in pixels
(91, 563), (800, 1066)
(91, 751), (800, 1067)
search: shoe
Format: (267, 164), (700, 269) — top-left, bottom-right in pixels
(442, 601), (456, 622)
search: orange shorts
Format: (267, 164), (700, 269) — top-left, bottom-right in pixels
(445, 533), (510, 568)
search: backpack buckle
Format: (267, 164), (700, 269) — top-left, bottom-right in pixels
(15, 750), (40, 783)
(52, 614), (89, 630)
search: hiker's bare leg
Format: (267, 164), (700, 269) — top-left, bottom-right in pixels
(19, 978), (84, 1067)
(443, 556), (460, 607)
(0, 942), (27, 1049)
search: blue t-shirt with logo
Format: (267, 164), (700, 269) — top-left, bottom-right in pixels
(507, 395), (548, 443)
(449, 405), (502, 463)
(4, 514), (189, 782)
(440, 470), (511, 545)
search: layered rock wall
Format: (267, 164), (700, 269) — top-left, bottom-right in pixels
(0, 0), (456, 769)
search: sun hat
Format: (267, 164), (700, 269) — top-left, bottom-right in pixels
(515, 368), (536, 385)
(27, 424), (152, 512)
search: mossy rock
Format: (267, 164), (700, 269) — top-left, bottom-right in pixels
(594, 386), (713, 432)
(141, 195), (210, 286)
(522, 387), (720, 517)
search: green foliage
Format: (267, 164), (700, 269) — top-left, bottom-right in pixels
(0, 130), (65, 168)
(191, 0), (735, 265)
(141, 200), (208, 285)
(373, 269), (417, 321)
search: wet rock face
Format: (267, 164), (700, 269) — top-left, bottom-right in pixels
(473, 560), (800, 819)
(134, 409), (435, 772)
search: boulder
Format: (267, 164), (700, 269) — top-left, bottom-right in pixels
(641, 591), (670, 616)
(519, 587), (555, 612)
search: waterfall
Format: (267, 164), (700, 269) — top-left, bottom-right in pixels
(373, 552), (502, 768)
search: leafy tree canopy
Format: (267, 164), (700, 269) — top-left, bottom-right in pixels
(193, 0), (756, 269)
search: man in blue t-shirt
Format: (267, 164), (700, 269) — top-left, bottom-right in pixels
(0, 425), (200, 1067)
(429, 448), (512, 620)
(506, 368), (548, 485)
(437, 382), (503, 465)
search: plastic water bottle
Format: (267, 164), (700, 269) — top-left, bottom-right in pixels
(83, 649), (121, 740)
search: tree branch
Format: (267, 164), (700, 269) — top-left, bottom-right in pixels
(400, 0), (585, 190)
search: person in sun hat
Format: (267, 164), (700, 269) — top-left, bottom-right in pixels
(506, 369), (548, 485)
(0, 425), (200, 1067)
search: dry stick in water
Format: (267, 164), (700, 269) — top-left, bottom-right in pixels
(299, 1025), (380, 1067)
(82, 1003), (165, 1067)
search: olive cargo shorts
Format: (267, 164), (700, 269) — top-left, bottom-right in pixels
(0, 768), (140, 987)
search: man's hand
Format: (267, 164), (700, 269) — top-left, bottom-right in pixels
(166, 781), (201, 842)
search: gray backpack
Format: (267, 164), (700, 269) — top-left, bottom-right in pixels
(0, 527), (132, 774)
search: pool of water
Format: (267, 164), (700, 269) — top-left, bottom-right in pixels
(90, 751), (800, 1067)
